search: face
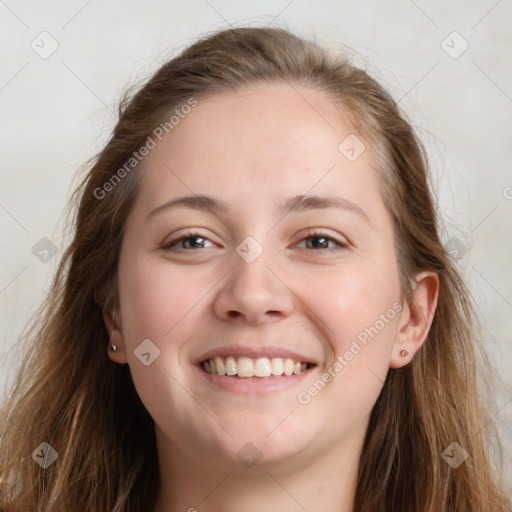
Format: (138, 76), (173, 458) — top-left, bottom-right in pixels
(110, 83), (408, 473)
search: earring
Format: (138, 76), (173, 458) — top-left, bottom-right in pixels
(109, 325), (117, 352)
(109, 310), (118, 352)
(400, 349), (409, 357)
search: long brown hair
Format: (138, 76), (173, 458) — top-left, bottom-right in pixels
(0, 26), (509, 511)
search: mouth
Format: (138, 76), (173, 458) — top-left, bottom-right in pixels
(200, 356), (315, 378)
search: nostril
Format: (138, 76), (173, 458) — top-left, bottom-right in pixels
(227, 310), (241, 318)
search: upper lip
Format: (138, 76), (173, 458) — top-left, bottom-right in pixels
(194, 344), (318, 365)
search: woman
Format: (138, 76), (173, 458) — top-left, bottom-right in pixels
(0, 26), (509, 511)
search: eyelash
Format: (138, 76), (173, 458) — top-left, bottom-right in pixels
(161, 229), (348, 251)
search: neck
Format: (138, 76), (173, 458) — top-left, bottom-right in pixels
(153, 432), (361, 512)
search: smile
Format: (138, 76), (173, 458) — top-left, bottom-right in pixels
(201, 356), (313, 378)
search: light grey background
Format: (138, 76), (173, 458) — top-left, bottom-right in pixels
(1, 0), (511, 493)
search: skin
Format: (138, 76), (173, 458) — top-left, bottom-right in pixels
(105, 83), (439, 512)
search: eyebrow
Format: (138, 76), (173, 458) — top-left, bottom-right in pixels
(146, 194), (370, 224)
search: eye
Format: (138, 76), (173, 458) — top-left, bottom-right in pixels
(295, 230), (348, 250)
(161, 232), (216, 250)
(160, 230), (347, 252)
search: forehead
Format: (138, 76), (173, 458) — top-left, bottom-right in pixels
(133, 83), (383, 216)
(164, 83), (351, 165)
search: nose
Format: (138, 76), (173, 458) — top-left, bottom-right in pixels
(213, 250), (294, 325)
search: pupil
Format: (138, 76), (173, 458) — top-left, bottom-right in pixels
(188, 237), (204, 248)
(309, 237), (327, 248)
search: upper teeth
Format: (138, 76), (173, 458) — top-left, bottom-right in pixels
(202, 356), (308, 378)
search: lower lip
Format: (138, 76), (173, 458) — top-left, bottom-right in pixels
(194, 364), (315, 395)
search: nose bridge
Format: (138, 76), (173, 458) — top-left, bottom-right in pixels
(213, 237), (293, 323)
(233, 249), (273, 296)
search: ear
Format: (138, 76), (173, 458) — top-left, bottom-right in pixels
(104, 304), (128, 364)
(390, 271), (439, 369)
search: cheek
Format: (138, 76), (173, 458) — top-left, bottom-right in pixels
(117, 254), (213, 342)
(116, 255), (208, 435)
(311, 263), (400, 352)
(297, 262), (401, 415)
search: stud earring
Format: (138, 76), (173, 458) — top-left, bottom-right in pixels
(109, 310), (118, 352)
(109, 328), (117, 352)
(400, 349), (409, 357)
